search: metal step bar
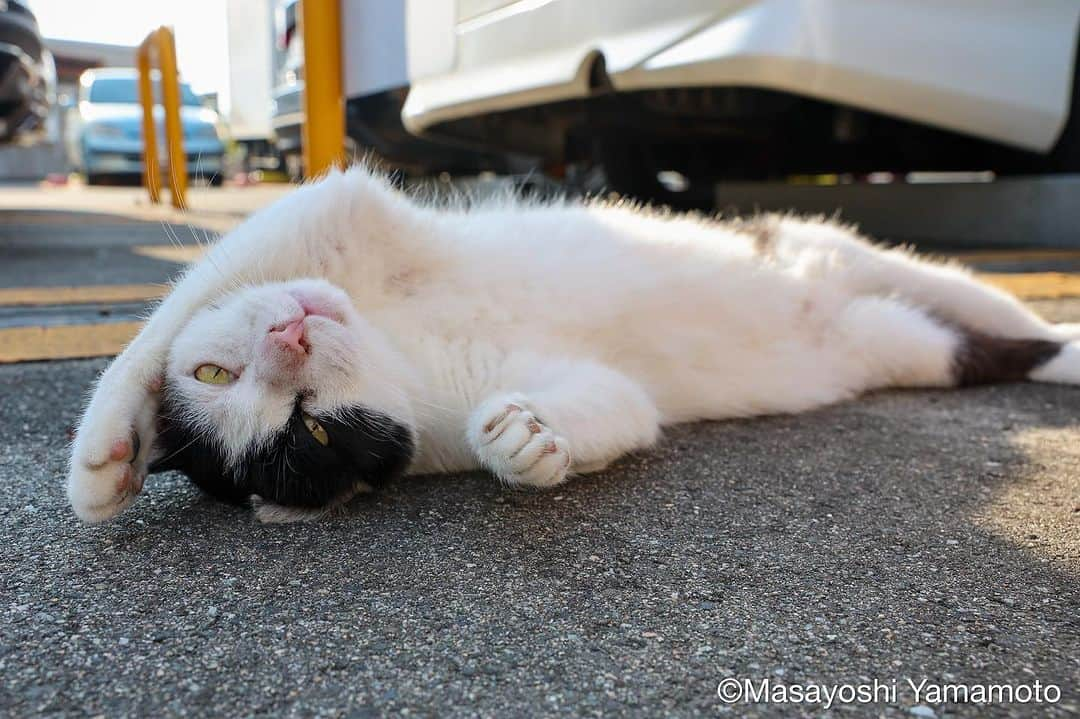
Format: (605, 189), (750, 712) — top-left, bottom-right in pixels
(715, 175), (1080, 248)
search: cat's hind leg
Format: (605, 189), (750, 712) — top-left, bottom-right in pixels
(835, 295), (1071, 392)
(467, 359), (661, 488)
(764, 216), (1063, 342)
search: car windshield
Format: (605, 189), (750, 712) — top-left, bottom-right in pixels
(88, 77), (202, 107)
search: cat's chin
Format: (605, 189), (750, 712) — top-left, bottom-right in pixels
(250, 481), (372, 523)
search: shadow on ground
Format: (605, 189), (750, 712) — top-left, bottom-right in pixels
(0, 357), (1077, 718)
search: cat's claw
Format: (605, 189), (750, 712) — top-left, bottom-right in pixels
(469, 395), (572, 488)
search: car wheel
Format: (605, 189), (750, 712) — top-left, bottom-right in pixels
(1043, 35), (1080, 172)
(85, 173), (104, 186)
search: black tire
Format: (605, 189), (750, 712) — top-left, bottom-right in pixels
(84, 173), (104, 186)
(1043, 38), (1080, 172)
(597, 141), (662, 203)
(597, 141), (712, 210)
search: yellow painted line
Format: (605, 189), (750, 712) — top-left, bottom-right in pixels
(0, 268), (1077, 364)
(0, 283), (167, 307)
(950, 249), (1080, 263)
(0, 322), (142, 363)
(131, 244), (207, 263)
(979, 272), (1080, 300)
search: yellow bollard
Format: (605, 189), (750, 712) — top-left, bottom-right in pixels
(136, 26), (188, 209)
(300, 0), (345, 178)
(136, 43), (160, 204)
(156, 28), (189, 209)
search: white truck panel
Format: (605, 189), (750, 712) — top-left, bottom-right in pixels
(225, 0), (275, 141)
(403, 0), (1080, 152)
(342, 0), (409, 98)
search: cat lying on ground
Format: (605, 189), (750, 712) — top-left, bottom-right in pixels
(67, 167), (1080, 523)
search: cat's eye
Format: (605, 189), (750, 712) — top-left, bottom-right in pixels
(303, 413), (329, 446)
(194, 364), (236, 385)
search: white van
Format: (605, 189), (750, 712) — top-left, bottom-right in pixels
(402, 1), (1080, 199)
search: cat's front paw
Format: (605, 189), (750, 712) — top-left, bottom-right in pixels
(68, 379), (159, 523)
(468, 395), (571, 488)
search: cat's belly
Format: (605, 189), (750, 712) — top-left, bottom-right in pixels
(370, 248), (867, 426)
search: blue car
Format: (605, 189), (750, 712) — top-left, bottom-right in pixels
(71, 68), (225, 185)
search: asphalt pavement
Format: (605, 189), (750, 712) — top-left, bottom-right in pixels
(0, 183), (1077, 717)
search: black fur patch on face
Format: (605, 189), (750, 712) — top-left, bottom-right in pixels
(954, 329), (1061, 386)
(151, 389), (414, 508)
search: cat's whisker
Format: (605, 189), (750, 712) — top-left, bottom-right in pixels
(158, 219), (185, 250)
(149, 433), (201, 470)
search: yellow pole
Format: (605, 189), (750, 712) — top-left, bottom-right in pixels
(136, 37), (161, 203)
(300, 0), (345, 178)
(155, 26), (188, 209)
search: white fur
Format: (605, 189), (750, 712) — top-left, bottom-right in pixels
(1030, 342), (1080, 384)
(66, 167), (1080, 522)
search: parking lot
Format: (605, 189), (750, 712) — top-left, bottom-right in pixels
(0, 181), (1077, 717)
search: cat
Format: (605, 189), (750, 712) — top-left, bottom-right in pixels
(67, 166), (1080, 523)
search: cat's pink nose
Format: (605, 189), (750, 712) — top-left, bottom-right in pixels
(269, 318), (308, 354)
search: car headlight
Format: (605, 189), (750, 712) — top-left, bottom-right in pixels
(86, 123), (125, 139)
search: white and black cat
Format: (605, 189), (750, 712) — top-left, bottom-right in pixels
(67, 167), (1080, 523)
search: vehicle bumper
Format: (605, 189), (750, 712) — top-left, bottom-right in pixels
(82, 137), (225, 176)
(403, 0), (1080, 152)
(83, 151), (224, 177)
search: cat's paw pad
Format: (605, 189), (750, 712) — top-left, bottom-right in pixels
(69, 430), (149, 523)
(470, 397), (571, 488)
(69, 376), (159, 523)
(68, 432), (146, 522)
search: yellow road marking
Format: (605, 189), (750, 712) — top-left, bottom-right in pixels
(979, 272), (1080, 300)
(951, 249), (1080, 263)
(0, 322), (142, 363)
(0, 283), (167, 307)
(2, 265), (1080, 364)
(131, 244), (208, 263)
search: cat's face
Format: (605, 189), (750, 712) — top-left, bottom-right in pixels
(151, 279), (416, 512)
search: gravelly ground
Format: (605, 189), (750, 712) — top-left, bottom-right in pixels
(1, 187), (1077, 717)
(2, 347), (1077, 718)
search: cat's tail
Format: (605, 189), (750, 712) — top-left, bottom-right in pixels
(759, 215), (1069, 344)
(953, 328), (1076, 386)
(834, 295), (1080, 391)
